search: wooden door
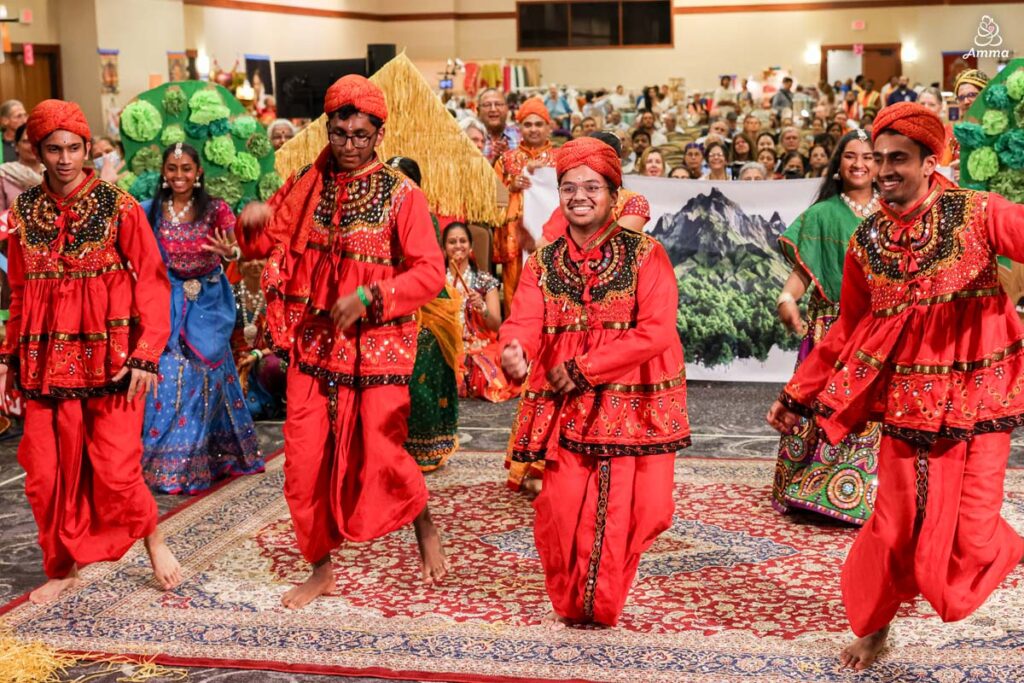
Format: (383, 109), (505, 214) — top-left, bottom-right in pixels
(0, 44), (62, 108)
(860, 46), (901, 92)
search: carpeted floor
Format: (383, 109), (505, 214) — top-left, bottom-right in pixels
(4, 448), (1024, 682)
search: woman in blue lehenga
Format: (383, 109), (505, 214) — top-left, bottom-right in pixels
(140, 143), (263, 494)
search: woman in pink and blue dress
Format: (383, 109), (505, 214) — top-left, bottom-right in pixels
(140, 143), (263, 494)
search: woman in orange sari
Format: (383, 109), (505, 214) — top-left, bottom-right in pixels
(443, 222), (518, 402)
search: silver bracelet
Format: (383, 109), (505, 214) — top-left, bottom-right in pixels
(777, 291), (796, 307)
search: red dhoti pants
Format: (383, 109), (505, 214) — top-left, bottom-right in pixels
(842, 432), (1023, 636)
(534, 448), (675, 626)
(19, 394), (158, 579)
(283, 367), (429, 563)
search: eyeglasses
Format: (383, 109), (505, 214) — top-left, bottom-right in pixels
(558, 182), (610, 197)
(956, 92), (979, 104)
(327, 130), (375, 148)
(479, 102), (504, 110)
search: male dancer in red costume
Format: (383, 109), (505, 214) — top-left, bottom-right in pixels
(238, 76), (448, 608)
(0, 100), (180, 603)
(501, 137), (690, 627)
(493, 97), (556, 311)
(768, 102), (1024, 669)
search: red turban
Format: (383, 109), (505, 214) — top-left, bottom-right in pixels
(26, 99), (91, 146)
(516, 97), (552, 125)
(556, 137), (622, 188)
(323, 74), (388, 122)
(872, 102), (946, 158)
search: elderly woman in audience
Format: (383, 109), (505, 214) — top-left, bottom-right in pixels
(460, 117), (487, 153)
(268, 119), (296, 150)
(738, 161), (769, 181)
(701, 141), (730, 180)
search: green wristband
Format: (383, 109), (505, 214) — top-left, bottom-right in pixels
(0, 310), (8, 322)
(356, 286), (371, 307)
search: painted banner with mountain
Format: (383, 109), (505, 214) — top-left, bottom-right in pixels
(524, 170), (823, 381)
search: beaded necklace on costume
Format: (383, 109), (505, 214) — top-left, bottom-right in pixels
(840, 189), (880, 218)
(164, 197), (194, 226)
(236, 279), (266, 345)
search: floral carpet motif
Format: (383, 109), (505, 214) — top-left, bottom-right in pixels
(3, 453), (1024, 682)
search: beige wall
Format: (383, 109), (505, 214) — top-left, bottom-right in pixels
(2, 0), (58, 44)
(54, 0), (101, 129)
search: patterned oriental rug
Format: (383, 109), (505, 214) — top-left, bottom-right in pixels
(3, 452), (1024, 683)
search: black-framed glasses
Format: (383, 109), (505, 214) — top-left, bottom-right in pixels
(956, 92), (979, 104)
(327, 130), (375, 148)
(558, 182), (610, 198)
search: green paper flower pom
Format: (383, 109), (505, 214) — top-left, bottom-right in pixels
(984, 84), (1011, 111)
(989, 168), (1024, 203)
(204, 135), (236, 167)
(121, 100), (163, 142)
(1007, 69), (1024, 102)
(162, 87), (188, 116)
(130, 145), (162, 175)
(129, 171), (160, 201)
(188, 90), (231, 125)
(995, 129), (1024, 170)
(982, 110), (1009, 137)
(229, 152), (261, 182)
(116, 171), (138, 192)
(258, 172), (283, 200)
(246, 132), (272, 159)
(184, 120), (210, 139)
(206, 173), (244, 206)
(954, 122), (989, 150)
(209, 118), (230, 137)
(161, 124), (186, 147)
(967, 146), (1000, 181)
(231, 115), (259, 140)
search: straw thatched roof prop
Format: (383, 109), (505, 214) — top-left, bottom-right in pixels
(274, 53), (502, 224)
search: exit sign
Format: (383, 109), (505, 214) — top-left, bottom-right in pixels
(851, 19), (866, 30)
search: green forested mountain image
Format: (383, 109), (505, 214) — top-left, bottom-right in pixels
(648, 187), (799, 367)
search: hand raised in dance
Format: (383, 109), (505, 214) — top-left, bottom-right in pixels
(238, 201), (273, 236)
(202, 228), (238, 259)
(766, 400), (801, 434)
(331, 290), (370, 330)
(546, 362), (578, 395)
(113, 364), (159, 401)
(501, 339), (529, 380)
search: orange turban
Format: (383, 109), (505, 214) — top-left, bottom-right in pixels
(556, 137), (622, 188)
(872, 102), (946, 158)
(323, 74), (388, 122)
(26, 99), (91, 146)
(516, 97), (552, 125)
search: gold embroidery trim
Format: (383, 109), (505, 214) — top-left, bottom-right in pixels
(25, 262), (125, 280)
(874, 287), (1000, 318)
(542, 321), (636, 333)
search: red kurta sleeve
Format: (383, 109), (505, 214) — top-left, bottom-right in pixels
(499, 256), (544, 362)
(568, 242), (678, 386)
(782, 249), (872, 406)
(985, 192), (1024, 260)
(237, 173), (296, 259)
(0, 215), (24, 363)
(118, 201), (171, 369)
(541, 207), (567, 243)
(368, 187), (445, 322)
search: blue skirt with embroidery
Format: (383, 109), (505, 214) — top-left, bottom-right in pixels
(142, 267), (264, 494)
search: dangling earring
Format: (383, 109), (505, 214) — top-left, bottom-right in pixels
(832, 172), (840, 180)
(194, 178), (202, 188)
(162, 178), (169, 188)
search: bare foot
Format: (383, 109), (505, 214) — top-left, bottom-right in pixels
(144, 529), (182, 591)
(839, 624), (890, 671)
(413, 505), (451, 584)
(29, 566), (82, 604)
(522, 477), (543, 496)
(542, 610), (572, 630)
(282, 558), (335, 609)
